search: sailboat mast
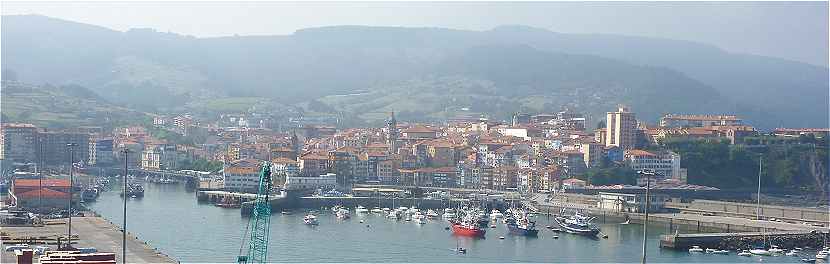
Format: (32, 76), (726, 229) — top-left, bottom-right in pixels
(756, 156), (762, 220)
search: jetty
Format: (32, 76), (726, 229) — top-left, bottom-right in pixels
(660, 230), (829, 250)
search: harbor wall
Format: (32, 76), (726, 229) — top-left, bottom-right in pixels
(667, 200), (829, 222)
(534, 204), (794, 233)
(660, 230), (829, 250)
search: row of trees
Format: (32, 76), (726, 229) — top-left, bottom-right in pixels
(570, 137), (827, 191)
(661, 138), (827, 190)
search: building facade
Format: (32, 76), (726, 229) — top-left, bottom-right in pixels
(605, 106), (637, 150)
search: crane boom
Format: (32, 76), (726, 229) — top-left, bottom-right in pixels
(238, 162), (272, 263)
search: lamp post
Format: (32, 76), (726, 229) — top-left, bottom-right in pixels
(121, 148), (131, 263)
(639, 170), (654, 264)
(66, 142), (78, 248)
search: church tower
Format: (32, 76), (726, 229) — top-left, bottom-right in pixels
(386, 112), (397, 154)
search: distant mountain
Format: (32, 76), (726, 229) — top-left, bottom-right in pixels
(2, 15), (826, 128)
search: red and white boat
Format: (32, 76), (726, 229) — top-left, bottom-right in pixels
(449, 220), (486, 237)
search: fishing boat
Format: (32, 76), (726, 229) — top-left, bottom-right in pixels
(442, 208), (456, 219)
(449, 219), (486, 237)
(81, 188), (99, 202)
(119, 184), (144, 198)
(506, 218), (539, 236)
(554, 209), (600, 236)
(304, 214), (319, 225)
(490, 209), (504, 219)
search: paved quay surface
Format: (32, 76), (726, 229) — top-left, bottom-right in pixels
(1, 217), (177, 263)
(650, 212), (826, 231)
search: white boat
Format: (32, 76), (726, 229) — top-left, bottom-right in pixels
(750, 249), (771, 256)
(415, 217), (426, 224)
(382, 207), (391, 212)
(738, 250), (752, 257)
(490, 209), (504, 219)
(713, 250), (729, 255)
(355, 205), (369, 213)
(786, 250), (798, 256)
(768, 245), (784, 254)
(336, 208), (351, 219)
(412, 211), (425, 220)
(689, 246), (704, 253)
(387, 211), (400, 219)
(425, 209), (439, 218)
(303, 214), (319, 225)
(705, 248), (717, 253)
(371, 207), (383, 214)
(816, 251), (828, 259)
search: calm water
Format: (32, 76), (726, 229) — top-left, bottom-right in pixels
(87, 181), (804, 263)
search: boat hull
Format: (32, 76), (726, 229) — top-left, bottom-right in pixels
(507, 224), (539, 236)
(554, 217), (599, 236)
(450, 221), (486, 237)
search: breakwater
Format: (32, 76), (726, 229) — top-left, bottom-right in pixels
(660, 230), (829, 250)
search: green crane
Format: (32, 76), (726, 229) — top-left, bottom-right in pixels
(238, 162), (273, 264)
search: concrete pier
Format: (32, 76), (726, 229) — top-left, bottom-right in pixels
(660, 230), (829, 250)
(0, 217), (177, 263)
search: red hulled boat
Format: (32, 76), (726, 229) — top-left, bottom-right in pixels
(449, 220), (486, 237)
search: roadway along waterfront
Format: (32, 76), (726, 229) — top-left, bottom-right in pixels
(86, 181), (809, 263)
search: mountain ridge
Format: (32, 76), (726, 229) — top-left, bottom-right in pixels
(2, 14), (826, 129)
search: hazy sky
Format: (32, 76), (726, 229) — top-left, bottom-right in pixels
(2, 1), (827, 66)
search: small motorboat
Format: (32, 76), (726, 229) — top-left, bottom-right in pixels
(456, 247), (466, 254)
(801, 258), (817, 263)
(425, 209), (439, 218)
(816, 250), (829, 260)
(786, 250), (798, 256)
(355, 205), (369, 213)
(281, 211), (293, 215)
(371, 207), (383, 214)
(705, 248), (717, 254)
(713, 250), (729, 255)
(415, 218), (426, 225)
(738, 250), (752, 257)
(689, 246), (704, 253)
(303, 214), (319, 225)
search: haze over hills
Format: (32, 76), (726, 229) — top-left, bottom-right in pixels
(2, 15), (827, 129)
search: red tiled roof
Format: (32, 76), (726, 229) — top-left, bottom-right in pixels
(402, 126), (437, 134)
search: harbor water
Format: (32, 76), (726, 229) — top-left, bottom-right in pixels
(87, 181), (808, 262)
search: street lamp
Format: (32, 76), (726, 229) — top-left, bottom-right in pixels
(121, 148), (131, 263)
(66, 142), (78, 249)
(638, 169), (655, 264)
